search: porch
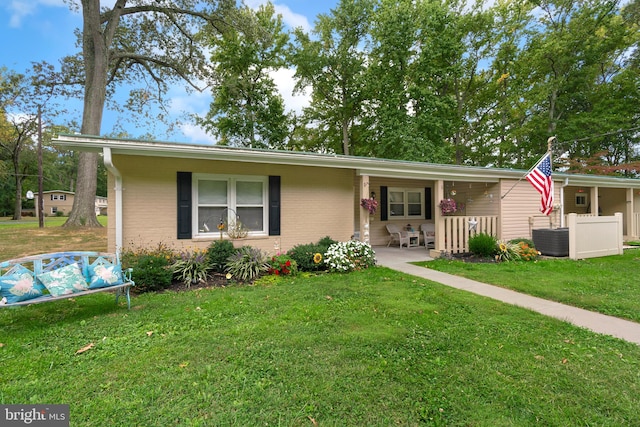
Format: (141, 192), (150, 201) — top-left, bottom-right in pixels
(356, 174), (640, 256)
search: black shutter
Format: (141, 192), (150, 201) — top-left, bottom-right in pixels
(380, 186), (388, 221)
(269, 176), (281, 236)
(177, 172), (192, 239)
(425, 187), (432, 220)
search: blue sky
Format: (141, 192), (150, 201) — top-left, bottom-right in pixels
(0, 0), (338, 144)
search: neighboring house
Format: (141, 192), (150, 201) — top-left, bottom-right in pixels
(35, 190), (75, 217)
(35, 191), (108, 218)
(53, 135), (640, 256)
(95, 196), (108, 216)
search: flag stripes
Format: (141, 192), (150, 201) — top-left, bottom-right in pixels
(526, 152), (553, 215)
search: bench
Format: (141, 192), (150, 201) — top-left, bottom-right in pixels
(0, 251), (134, 309)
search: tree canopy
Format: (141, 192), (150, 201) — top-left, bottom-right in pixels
(61, 0), (241, 227)
(200, 0), (638, 173)
(4, 0), (639, 225)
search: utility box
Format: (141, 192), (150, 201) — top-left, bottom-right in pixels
(532, 228), (569, 257)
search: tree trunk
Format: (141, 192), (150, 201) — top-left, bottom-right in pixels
(342, 118), (350, 156)
(64, 0), (120, 228)
(12, 177), (22, 221)
(11, 154), (22, 220)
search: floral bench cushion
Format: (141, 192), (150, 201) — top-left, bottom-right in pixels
(0, 251), (133, 308)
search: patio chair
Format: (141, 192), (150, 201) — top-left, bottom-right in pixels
(420, 223), (435, 249)
(386, 223), (410, 248)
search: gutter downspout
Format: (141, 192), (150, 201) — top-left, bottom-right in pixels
(103, 147), (123, 255)
(560, 177), (569, 227)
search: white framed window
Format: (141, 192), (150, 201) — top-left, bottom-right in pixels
(193, 174), (267, 237)
(575, 193), (587, 207)
(388, 188), (424, 219)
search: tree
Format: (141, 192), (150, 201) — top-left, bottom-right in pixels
(361, 0), (455, 163)
(516, 0), (632, 163)
(197, 2), (290, 148)
(64, 0), (239, 227)
(0, 65), (63, 220)
(291, 0), (374, 155)
(467, 0), (536, 168)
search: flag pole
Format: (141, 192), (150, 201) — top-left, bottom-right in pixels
(501, 136), (556, 200)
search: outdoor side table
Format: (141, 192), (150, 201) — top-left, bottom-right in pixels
(407, 231), (420, 248)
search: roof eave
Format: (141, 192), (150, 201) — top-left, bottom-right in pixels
(53, 134), (640, 188)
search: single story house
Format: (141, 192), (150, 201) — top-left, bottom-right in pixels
(53, 134), (640, 256)
(34, 191), (108, 218)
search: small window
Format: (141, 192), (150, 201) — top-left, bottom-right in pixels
(575, 193), (587, 207)
(388, 188), (424, 219)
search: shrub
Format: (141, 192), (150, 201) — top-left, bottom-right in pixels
(121, 242), (176, 293)
(324, 240), (376, 272)
(225, 246), (270, 282)
(269, 253), (298, 276)
(172, 248), (210, 286)
(121, 241), (176, 268)
(288, 243), (323, 271)
(317, 236), (339, 250)
(130, 254), (173, 292)
(288, 236), (338, 272)
(469, 233), (498, 258)
(207, 240), (236, 273)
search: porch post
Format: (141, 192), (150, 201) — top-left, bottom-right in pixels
(359, 175), (370, 244)
(626, 188), (634, 239)
(590, 187), (599, 216)
(433, 180), (445, 257)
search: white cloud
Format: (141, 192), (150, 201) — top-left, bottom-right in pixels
(272, 3), (312, 32)
(7, 0), (67, 27)
(270, 67), (310, 115)
(244, 0), (312, 32)
(179, 122), (217, 145)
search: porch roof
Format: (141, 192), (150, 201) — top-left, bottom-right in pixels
(53, 134), (640, 188)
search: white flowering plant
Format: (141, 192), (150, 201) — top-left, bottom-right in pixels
(324, 240), (376, 272)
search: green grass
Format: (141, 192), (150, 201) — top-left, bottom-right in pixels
(2, 268), (640, 426)
(422, 249), (640, 323)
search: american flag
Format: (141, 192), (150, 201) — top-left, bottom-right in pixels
(526, 152), (553, 215)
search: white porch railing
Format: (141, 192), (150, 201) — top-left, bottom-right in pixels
(634, 213), (640, 240)
(441, 216), (498, 254)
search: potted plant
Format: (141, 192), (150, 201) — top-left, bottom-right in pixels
(360, 198), (378, 215)
(439, 198), (457, 215)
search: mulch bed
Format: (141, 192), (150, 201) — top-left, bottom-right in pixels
(133, 273), (233, 294)
(449, 252), (497, 263)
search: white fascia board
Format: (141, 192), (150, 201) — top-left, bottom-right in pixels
(53, 134), (640, 188)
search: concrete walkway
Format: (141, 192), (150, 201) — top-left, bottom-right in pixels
(374, 246), (640, 345)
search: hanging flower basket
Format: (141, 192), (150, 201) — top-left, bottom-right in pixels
(439, 198), (457, 215)
(360, 198), (378, 215)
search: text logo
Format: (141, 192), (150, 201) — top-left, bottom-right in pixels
(1, 405), (69, 427)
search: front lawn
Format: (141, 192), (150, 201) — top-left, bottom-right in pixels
(0, 216), (107, 259)
(423, 248), (640, 323)
(2, 268), (640, 426)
